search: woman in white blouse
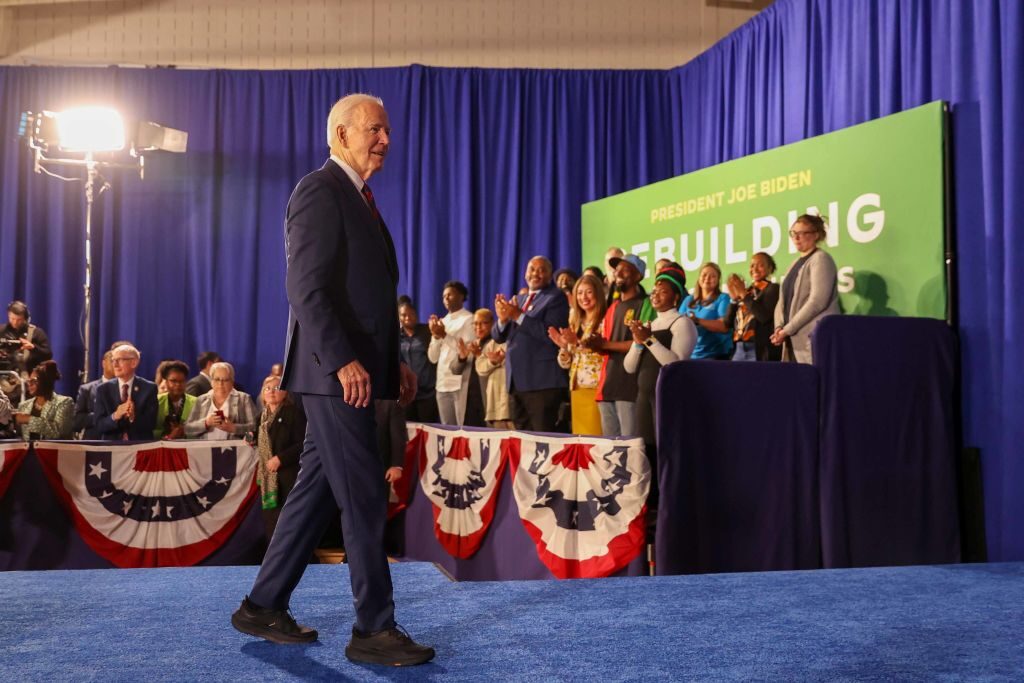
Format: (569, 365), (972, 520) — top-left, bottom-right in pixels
(184, 361), (257, 440)
(625, 264), (696, 459)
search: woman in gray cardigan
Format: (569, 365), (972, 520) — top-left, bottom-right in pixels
(772, 214), (840, 363)
(184, 361), (257, 439)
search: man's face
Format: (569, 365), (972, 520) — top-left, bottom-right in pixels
(614, 262), (641, 289)
(604, 249), (623, 279)
(472, 313), (493, 340)
(399, 305), (418, 329)
(338, 102), (391, 180)
(524, 259), (551, 291)
(164, 370), (186, 399)
(442, 287), (464, 313)
(556, 272), (575, 292)
(101, 354), (114, 378)
(111, 351), (139, 380)
(7, 311), (26, 331)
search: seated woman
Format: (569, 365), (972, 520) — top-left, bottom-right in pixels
(679, 262), (734, 359)
(184, 361), (257, 439)
(253, 375), (307, 543)
(772, 214), (841, 363)
(624, 264), (696, 464)
(14, 360), (74, 440)
(548, 273), (606, 436)
(724, 252), (782, 361)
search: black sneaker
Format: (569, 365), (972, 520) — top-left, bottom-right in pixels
(345, 624), (435, 666)
(231, 596), (318, 644)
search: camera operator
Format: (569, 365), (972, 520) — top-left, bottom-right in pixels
(0, 301), (52, 376)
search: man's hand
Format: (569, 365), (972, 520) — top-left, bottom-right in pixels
(427, 315), (446, 339)
(19, 339), (34, 351)
(337, 359), (372, 408)
(494, 294), (521, 324)
(398, 362), (418, 408)
(385, 466), (403, 484)
(114, 399), (134, 422)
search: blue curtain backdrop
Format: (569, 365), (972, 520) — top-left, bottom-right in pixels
(0, 0), (1021, 561)
(668, 0), (1023, 563)
(0, 65), (673, 392)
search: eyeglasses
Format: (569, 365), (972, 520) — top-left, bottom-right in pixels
(111, 357), (136, 364)
(212, 377), (232, 383)
(788, 229), (817, 238)
(27, 377), (38, 384)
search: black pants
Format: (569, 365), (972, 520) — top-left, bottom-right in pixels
(510, 388), (568, 433)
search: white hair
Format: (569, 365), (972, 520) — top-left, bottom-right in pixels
(111, 344), (140, 359)
(326, 93), (384, 148)
(209, 361), (235, 382)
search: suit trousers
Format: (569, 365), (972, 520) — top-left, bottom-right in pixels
(248, 394), (395, 634)
(509, 388), (567, 433)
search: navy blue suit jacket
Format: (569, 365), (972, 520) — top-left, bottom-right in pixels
(492, 283), (569, 392)
(280, 160), (401, 399)
(94, 377), (158, 440)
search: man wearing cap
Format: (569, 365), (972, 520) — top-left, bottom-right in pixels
(584, 253), (647, 437)
(493, 255), (570, 432)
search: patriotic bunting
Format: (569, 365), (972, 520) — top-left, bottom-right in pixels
(509, 435), (650, 579)
(0, 442), (28, 500)
(415, 424), (508, 559)
(387, 427), (423, 520)
(35, 440), (258, 568)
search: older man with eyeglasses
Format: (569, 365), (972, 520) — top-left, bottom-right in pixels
(94, 343), (158, 441)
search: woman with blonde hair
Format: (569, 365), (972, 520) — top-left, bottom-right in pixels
(547, 273), (607, 435)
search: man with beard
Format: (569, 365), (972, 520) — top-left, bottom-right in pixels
(584, 254), (647, 437)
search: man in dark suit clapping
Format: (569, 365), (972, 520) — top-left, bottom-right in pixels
(492, 256), (570, 432)
(93, 344), (158, 441)
(230, 93), (433, 667)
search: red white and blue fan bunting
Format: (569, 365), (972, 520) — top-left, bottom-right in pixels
(35, 440), (258, 568)
(509, 435), (650, 579)
(387, 427), (423, 520)
(0, 442), (28, 500)
(417, 425), (508, 558)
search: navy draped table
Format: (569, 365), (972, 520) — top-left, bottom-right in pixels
(814, 316), (960, 568)
(655, 315), (960, 575)
(655, 361), (822, 575)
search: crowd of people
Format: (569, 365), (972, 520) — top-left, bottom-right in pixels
(0, 212), (840, 532)
(397, 213), (839, 459)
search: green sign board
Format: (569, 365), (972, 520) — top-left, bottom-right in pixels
(582, 101), (948, 319)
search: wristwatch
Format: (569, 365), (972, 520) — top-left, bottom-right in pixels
(643, 338), (655, 348)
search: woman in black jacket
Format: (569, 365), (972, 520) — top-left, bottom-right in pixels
(724, 252), (782, 361)
(253, 375), (307, 542)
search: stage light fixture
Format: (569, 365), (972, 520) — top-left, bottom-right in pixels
(55, 107), (126, 152)
(17, 105), (188, 383)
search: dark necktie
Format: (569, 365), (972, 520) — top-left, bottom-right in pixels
(120, 383), (130, 440)
(361, 184), (381, 221)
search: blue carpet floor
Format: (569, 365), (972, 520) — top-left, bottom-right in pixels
(1, 562), (1022, 681)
